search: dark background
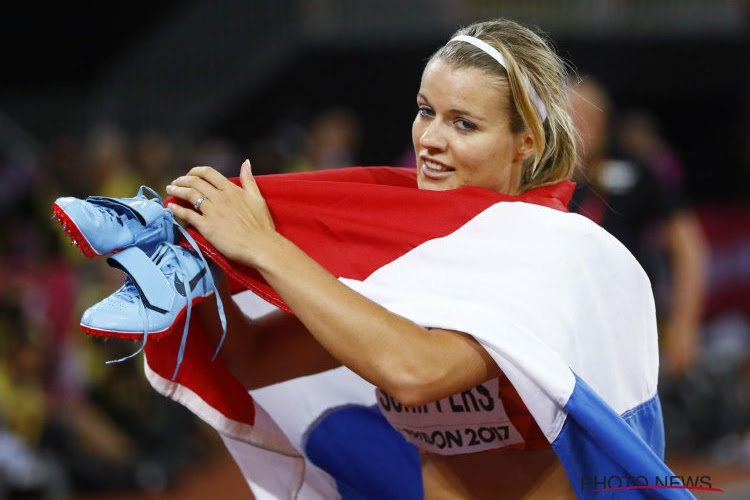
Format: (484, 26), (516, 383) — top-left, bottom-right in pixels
(1, 4), (749, 498)
(1, 1), (748, 203)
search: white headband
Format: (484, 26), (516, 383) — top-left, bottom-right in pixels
(449, 35), (548, 121)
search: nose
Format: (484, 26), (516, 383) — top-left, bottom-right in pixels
(418, 120), (447, 151)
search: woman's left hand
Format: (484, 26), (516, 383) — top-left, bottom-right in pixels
(166, 160), (277, 267)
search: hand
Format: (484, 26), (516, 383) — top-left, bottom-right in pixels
(166, 160), (277, 267)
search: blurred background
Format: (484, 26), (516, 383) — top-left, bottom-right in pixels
(0, 0), (748, 498)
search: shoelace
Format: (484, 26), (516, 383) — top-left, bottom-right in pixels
(171, 224), (227, 379)
(104, 195), (228, 380)
(105, 279), (152, 365)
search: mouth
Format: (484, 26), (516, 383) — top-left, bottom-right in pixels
(420, 158), (455, 179)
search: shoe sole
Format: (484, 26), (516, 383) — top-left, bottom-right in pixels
(51, 202), (104, 258)
(80, 293), (212, 340)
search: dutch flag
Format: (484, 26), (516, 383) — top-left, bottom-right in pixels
(143, 167), (693, 499)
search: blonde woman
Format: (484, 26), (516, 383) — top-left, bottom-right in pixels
(159, 18), (666, 499)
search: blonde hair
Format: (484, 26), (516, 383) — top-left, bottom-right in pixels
(430, 19), (577, 191)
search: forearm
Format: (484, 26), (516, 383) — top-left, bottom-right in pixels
(661, 212), (709, 375)
(198, 284), (340, 389)
(249, 233), (497, 405)
(666, 213), (708, 334)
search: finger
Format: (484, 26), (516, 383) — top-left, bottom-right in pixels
(166, 185), (212, 212)
(240, 159), (262, 197)
(186, 165), (233, 191)
(168, 202), (205, 229)
(170, 173), (218, 199)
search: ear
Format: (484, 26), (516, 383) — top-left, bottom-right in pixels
(514, 131), (535, 162)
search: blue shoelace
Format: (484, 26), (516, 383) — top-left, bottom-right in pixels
(105, 193), (227, 380)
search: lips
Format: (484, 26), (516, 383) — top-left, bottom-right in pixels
(421, 158), (455, 180)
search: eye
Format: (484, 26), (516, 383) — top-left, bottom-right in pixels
(417, 105), (434, 118)
(455, 119), (476, 131)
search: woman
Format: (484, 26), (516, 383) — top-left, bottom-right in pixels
(103, 18), (673, 500)
(163, 18), (581, 499)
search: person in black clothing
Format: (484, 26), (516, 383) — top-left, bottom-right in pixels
(568, 77), (708, 378)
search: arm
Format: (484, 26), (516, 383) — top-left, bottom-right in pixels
(168, 162), (500, 406)
(197, 280), (341, 389)
(660, 210), (708, 376)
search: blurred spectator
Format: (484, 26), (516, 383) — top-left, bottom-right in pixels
(237, 118), (308, 176)
(244, 136), (288, 176)
(0, 313), (47, 448)
(0, 148), (35, 220)
(83, 123), (140, 198)
(569, 76), (708, 378)
(284, 106), (362, 172)
(616, 108), (686, 189)
(189, 136), (241, 177)
(569, 76), (712, 454)
(0, 291), (69, 498)
(0, 129), (216, 498)
(133, 130), (181, 191)
(38, 135), (87, 199)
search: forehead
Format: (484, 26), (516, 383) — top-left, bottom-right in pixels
(420, 59), (509, 112)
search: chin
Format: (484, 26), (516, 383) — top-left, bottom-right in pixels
(417, 173), (459, 191)
(417, 178), (453, 191)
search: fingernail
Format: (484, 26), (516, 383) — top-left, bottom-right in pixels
(243, 159), (251, 172)
(165, 185), (173, 192)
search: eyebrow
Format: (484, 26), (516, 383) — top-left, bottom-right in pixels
(417, 93), (488, 123)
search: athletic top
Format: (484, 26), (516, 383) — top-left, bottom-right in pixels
(376, 373), (549, 455)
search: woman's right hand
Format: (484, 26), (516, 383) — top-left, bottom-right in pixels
(166, 160), (280, 269)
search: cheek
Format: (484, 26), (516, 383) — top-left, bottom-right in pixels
(411, 118), (422, 149)
(455, 141), (502, 178)
(456, 138), (519, 191)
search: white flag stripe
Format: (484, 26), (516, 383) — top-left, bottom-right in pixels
(341, 201), (659, 441)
